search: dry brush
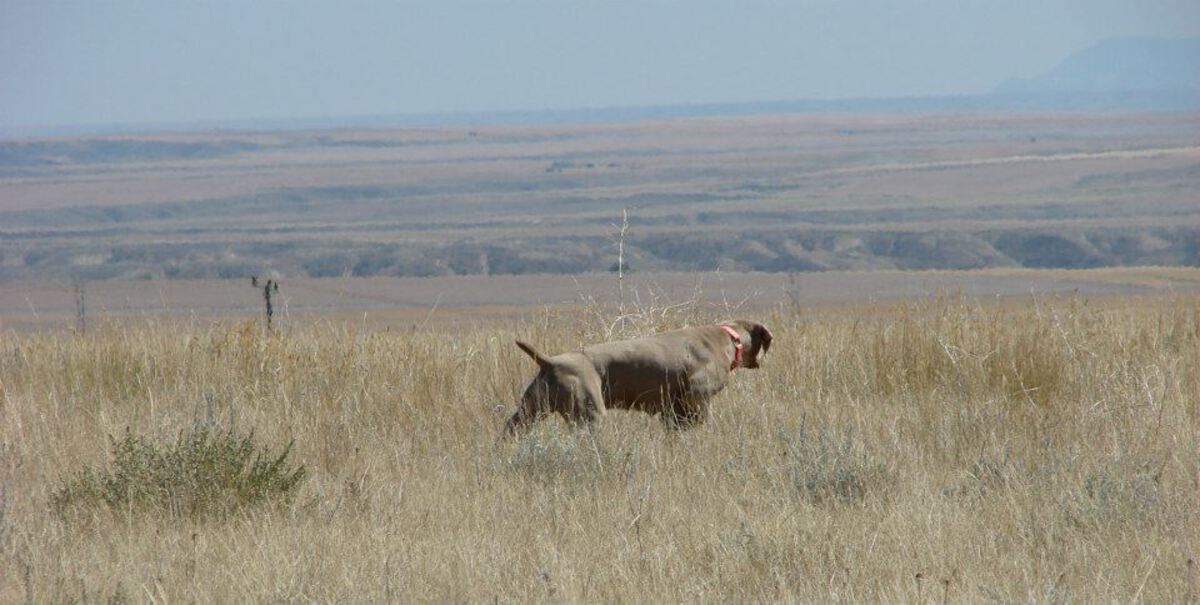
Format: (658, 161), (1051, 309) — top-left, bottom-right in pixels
(0, 294), (1197, 601)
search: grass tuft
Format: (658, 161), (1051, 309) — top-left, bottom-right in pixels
(52, 425), (306, 519)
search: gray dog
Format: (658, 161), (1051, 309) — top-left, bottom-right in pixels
(505, 320), (772, 434)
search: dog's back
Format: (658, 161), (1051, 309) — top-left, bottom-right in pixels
(580, 327), (728, 412)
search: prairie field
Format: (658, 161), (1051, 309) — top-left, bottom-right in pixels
(1, 290), (1197, 602)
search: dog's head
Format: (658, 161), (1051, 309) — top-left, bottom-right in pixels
(730, 319), (773, 369)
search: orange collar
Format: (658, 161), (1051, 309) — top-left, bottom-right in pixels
(719, 325), (743, 370)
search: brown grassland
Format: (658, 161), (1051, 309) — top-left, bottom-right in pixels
(1, 288), (1198, 601)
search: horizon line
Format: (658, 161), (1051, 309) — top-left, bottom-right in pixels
(4, 88), (1199, 141)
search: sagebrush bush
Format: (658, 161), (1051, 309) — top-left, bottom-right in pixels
(51, 425), (306, 519)
(506, 432), (609, 487)
(779, 424), (890, 505)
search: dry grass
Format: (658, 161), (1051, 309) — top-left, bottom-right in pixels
(1, 293), (1198, 601)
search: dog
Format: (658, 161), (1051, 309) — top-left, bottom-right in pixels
(505, 320), (772, 435)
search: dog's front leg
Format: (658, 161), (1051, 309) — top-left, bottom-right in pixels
(663, 395), (710, 431)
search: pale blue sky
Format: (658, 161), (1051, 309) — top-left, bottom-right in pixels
(2, 0), (1198, 132)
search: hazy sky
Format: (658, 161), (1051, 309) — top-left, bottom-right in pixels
(3, 0), (1198, 132)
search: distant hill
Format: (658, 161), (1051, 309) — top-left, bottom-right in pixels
(997, 37), (1200, 95)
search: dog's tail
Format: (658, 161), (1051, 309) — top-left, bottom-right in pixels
(515, 340), (552, 370)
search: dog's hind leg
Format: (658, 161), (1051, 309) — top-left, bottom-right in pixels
(561, 373), (607, 432)
(504, 407), (536, 436)
(505, 385), (549, 437)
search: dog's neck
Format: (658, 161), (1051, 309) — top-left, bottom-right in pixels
(719, 325), (743, 370)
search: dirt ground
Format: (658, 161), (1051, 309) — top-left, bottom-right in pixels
(3, 267), (1198, 332)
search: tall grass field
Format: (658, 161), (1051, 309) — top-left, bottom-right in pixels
(1, 295), (1197, 601)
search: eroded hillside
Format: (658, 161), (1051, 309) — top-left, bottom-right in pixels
(2, 113), (1197, 280)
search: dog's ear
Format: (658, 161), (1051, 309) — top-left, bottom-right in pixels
(515, 340), (552, 370)
(755, 323), (773, 356)
(734, 320), (773, 365)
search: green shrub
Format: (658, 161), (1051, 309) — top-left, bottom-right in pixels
(52, 426), (306, 519)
